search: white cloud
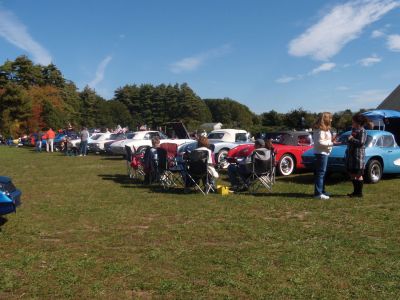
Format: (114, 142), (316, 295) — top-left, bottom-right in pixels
(288, 0), (399, 61)
(275, 76), (297, 84)
(0, 7), (52, 65)
(170, 44), (232, 73)
(88, 55), (112, 88)
(371, 29), (385, 38)
(387, 34), (400, 51)
(358, 54), (382, 66)
(310, 62), (336, 75)
(349, 89), (389, 105)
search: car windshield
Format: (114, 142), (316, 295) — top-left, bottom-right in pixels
(208, 133), (225, 139)
(337, 134), (373, 147)
(235, 133), (248, 142)
(91, 134), (102, 140)
(275, 133), (293, 145)
(108, 134), (121, 140)
(126, 133), (136, 139)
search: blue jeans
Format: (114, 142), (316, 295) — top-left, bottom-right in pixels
(314, 154), (328, 196)
(80, 141), (88, 155)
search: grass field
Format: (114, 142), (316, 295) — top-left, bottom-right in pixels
(1, 146), (400, 299)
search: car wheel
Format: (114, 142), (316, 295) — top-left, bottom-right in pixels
(217, 149), (229, 169)
(278, 154), (295, 176)
(137, 146), (149, 155)
(365, 159), (382, 184)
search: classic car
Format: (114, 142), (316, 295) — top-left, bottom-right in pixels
(0, 176), (22, 216)
(110, 122), (194, 156)
(301, 130), (400, 183)
(227, 131), (314, 176)
(89, 132), (125, 153)
(110, 130), (193, 156)
(207, 129), (252, 167)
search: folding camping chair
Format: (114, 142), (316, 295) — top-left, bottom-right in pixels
(154, 147), (174, 189)
(125, 145), (145, 181)
(245, 149), (275, 193)
(184, 150), (215, 195)
(159, 143), (185, 188)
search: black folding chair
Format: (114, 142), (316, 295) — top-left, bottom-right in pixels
(184, 150), (215, 195)
(246, 149), (275, 194)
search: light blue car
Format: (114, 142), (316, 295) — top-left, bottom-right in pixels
(302, 130), (400, 183)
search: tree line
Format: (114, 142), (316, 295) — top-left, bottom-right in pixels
(0, 56), (363, 137)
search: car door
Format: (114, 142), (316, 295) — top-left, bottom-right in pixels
(376, 135), (400, 173)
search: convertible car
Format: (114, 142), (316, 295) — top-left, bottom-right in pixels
(227, 131), (314, 176)
(208, 129), (252, 167)
(0, 176), (22, 216)
(301, 130), (400, 183)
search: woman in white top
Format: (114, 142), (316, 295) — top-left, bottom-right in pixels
(312, 112), (334, 199)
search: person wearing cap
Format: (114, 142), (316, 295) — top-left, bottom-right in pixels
(227, 139), (268, 191)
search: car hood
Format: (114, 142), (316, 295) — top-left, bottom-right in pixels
(164, 122), (190, 139)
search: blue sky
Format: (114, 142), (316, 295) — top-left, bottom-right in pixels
(1, 0), (399, 113)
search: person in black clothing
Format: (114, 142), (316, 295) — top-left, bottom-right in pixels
(345, 113), (370, 198)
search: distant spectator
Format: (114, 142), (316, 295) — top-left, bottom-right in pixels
(79, 127), (89, 156)
(46, 128), (56, 152)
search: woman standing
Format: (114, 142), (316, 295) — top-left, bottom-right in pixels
(346, 113), (369, 198)
(312, 112), (334, 199)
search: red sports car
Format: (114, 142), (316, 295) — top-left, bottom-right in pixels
(227, 131), (313, 176)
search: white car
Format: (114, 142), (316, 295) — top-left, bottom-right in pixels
(110, 131), (192, 155)
(208, 129), (252, 167)
(88, 132), (113, 152)
(69, 133), (101, 150)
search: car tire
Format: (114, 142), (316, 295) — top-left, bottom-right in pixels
(137, 146), (149, 155)
(364, 159), (382, 184)
(217, 149), (229, 168)
(278, 154), (295, 176)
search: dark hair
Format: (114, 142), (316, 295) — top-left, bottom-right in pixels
(198, 136), (209, 148)
(352, 113), (370, 127)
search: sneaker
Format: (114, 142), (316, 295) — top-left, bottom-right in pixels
(314, 194), (330, 200)
(79, 154), (83, 156)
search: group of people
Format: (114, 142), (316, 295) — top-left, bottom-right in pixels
(313, 112), (370, 199)
(140, 134), (274, 192)
(34, 128), (56, 152)
(138, 111), (370, 198)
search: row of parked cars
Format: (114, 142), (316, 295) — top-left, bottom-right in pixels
(23, 123), (400, 183)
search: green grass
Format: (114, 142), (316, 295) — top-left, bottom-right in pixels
(1, 146), (400, 299)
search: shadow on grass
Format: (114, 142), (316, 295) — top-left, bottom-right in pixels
(101, 156), (124, 161)
(0, 216), (8, 230)
(278, 173), (348, 185)
(98, 174), (141, 186)
(249, 192), (348, 198)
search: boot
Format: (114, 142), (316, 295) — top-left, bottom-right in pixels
(347, 180), (357, 197)
(355, 180), (363, 197)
